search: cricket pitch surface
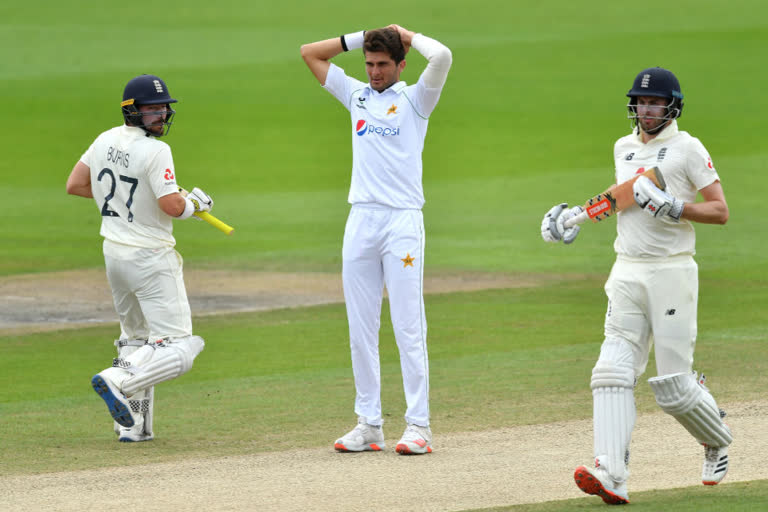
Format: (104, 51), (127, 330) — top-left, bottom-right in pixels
(1, 270), (765, 511)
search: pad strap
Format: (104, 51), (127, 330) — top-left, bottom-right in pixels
(128, 398), (151, 414)
(115, 338), (148, 348)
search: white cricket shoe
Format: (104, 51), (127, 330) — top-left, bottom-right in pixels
(118, 420), (154, 443)
(702, 444), (729, 485)
(395, 424), (432, 455)
(574, 464), (630, 505)
(91, 370), (134, 428)
(334, 422), (385, 452)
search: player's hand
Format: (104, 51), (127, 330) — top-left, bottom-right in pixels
(541, 203), (582, 244)
(633, 176), (684, 221)
(387, 24), (414, 53)
(188, 187), (214, 213)
(557, 205), (583, 244)
(541, 203), (566, 242)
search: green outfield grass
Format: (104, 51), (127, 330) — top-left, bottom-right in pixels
(2, 0), (767, 509)
(471, 480), (768, 511)
(2, 0), (766, 277)
(1, 280), (766, 476)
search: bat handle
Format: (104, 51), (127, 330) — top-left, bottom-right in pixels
(563, 209), (588, 229)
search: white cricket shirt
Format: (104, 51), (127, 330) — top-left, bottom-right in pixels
(323, 59), (446, 209)
(613, 121), (720, 257)
(80, 125), (180, 249)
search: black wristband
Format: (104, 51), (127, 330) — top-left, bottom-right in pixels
(340, 35), (349, 52)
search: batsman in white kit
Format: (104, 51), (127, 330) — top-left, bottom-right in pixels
(542, 67), (732, 504)
(301, 25), (451, 454)
(66, 74), (213, 442)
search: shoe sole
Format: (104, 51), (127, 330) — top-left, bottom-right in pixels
(395, 442), (432, 455)
(574, 466), (629, 505)
(703, 467), (728, 486)
(91, 374), (134, 428)
(119, 436), (154, 443)
(334, 442), (384, 452)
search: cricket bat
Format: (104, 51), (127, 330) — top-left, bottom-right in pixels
(564, 167), (666, 228)
(179, 186), (235, 235)
(195, 211), (234, 235)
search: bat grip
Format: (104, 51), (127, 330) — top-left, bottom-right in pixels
(563, 209), (588, 229)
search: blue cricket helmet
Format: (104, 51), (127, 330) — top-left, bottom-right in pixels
(626, 67), (684, 134)
(121, 74), (178, 137)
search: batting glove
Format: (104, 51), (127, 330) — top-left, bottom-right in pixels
(556, 205), (583, 244)
(541, 203), (567, 242)
(188, 187), (214, 213)
(633, 176), (683, 221)
(541, 203), (582, 244)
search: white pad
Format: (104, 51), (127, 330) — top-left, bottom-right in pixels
(143, 386), (154, 437)
(648, 372), (733, 447)
(590, 338), (637, 483)
(121, 336), (205, 397)
(113, 339), (152, 437)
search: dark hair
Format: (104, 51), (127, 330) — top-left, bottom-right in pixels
(363, 28), (405, 63)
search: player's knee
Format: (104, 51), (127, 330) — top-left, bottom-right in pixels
(591, 337), (636, 390)
(648, 371), (733, 447)
(647, 371), (701, 414)
(170, 335), (205, 374)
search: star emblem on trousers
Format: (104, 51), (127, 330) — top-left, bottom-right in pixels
(401, 253), (415, 268)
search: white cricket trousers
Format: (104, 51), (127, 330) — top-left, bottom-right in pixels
(342, 204), (429, 427)
(604, 254), (698, 377)
(103, 239), (193, 340)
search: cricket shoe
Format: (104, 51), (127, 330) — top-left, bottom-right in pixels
(118, 422), (154, 443)
(334, 422), (385, 452)
(395, 424), (432, 455)
(574, 464), (629, 505)
(702, 444), (729, 485)
(91, 371), (134, 428)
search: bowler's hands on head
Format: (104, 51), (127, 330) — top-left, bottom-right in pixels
(387, 24), (414, 53)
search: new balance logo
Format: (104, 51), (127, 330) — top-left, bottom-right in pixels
(625, 152), (634, 161)
(666, 309), (676, 316)
(657, 147), (667, 162)
(153, 80), (163, 93)
(641, 74), (651, 88)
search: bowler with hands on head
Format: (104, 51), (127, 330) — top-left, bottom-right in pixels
(301, 24), (451, 455)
